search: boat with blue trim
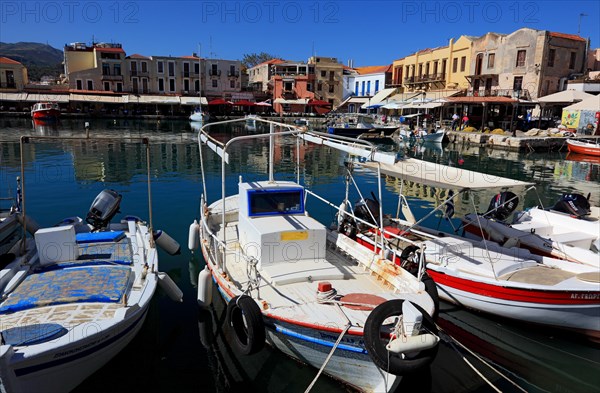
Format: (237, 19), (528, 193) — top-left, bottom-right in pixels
(0, 136), (182, 393)
(191, 118), (440, 392)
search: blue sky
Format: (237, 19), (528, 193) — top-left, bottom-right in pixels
(2, 1), (599, 66)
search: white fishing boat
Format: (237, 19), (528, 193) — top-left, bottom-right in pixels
(0, 136), (183, 393)
(463, 193), (599, 267)
(190, 109), (208, 123)
(244, 114), (260, 127)
(396, 128), (445, 143)
(191, 118), (440, 393)
(351, 159), (600, 340)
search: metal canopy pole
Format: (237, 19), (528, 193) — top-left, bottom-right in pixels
(269, 122), (275, 183)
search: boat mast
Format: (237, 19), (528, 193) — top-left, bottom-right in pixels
(269, 122), (274, 182)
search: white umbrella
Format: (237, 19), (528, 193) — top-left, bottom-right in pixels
(538, 90), (594, 104)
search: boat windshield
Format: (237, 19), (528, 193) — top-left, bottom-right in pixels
(248, 189), (304, 216)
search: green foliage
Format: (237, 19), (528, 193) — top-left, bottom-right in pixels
(241, 52), (278, 68)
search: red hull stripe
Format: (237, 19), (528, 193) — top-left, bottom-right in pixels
(427, 269), (599, 305)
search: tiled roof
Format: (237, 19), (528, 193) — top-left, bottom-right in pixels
(354, 65), (392, 75)
(0, 57), (22, 65)
(549, 32), (586, 42)
(128, 54), (151, 59)
(180, 55), (200, 60)
(253, 58), (286, 68)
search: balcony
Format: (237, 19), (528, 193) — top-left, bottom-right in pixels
(101, 74), (123, 81)
(466, 88), (531, 100)
(209, 69), (221, 77)
(182, 71), (199, 78)
(227, 70), (240, 78)
(130, 70), (149, 77)
(404, 73), (446, 84)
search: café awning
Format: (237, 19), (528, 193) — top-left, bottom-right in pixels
(180, 96), (208, 105)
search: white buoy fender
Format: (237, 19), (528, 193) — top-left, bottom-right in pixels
(188, 220), (200, 251)
(17, 214), (41, 235)
(197, 266), (213, 308)
(158, 272), (183, 302)
(386, 334), (439, 354)
(153, 230), (181, 255)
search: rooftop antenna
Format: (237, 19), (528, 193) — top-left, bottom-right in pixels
(578, 13), (587, 35)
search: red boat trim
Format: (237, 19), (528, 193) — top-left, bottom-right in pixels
(427, 269), (599, 305)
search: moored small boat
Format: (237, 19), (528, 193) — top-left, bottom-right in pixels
(30, 102), (60, 120)
(192, 118), (440, 392)
(0, 137), (182, 392)
(566, 139), (600, 157)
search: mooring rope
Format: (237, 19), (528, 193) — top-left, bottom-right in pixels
(437, 325), (528, 393)
(304, 322), (352, 393)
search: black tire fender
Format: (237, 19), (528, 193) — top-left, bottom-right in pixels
(226, 295), (265, 355)
(364, 299), (439, 375)
(422, 273), (440, 320)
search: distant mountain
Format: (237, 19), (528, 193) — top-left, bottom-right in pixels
(0, 42), (63, 81)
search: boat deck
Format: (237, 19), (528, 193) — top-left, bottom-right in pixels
(0, 235), (137, 332)
(207, 214), (431, 325)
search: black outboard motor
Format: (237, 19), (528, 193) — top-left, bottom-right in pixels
(86, 189), (122, 230)
(551, 193), (591, 218)
(354, 192), (380, 231)
(484, 191), (519, 221)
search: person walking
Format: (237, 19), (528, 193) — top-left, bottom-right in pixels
(451, 113), (459, 131)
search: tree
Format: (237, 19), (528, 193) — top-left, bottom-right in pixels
(241, 52), (278, 68)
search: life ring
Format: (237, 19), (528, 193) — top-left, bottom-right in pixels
(226, 295), (265, 355)
(364, 300), (439, 375)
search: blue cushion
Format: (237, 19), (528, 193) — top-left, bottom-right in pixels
(76, 231), (125, 244)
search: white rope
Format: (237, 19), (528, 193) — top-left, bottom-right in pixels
(439, 325), (528, 393)
(304, 323), (351, 393)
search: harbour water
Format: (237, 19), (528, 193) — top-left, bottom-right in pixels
(0, 117), (599, 393)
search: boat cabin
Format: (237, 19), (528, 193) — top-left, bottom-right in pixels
(237, 180), (327, 271)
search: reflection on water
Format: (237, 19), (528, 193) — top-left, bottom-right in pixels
(0, 118), (598, 393)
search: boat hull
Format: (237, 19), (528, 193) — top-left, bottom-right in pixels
(427, 268), (600, 340)
(567, 139), (600, 156)
(202, 245), (401, 393)
(3, 307), (150, 393)
(31, 109), (60, 120)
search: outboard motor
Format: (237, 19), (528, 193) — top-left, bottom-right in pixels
(551, 193), (591, 218)
(353, 192), (380, 231)
(86, 189), (122, 230)
(484, 191), (518, 221)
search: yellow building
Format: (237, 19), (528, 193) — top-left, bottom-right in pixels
(393, 36), (476, 99)
(0, 57), (28, 91)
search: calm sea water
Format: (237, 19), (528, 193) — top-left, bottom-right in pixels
(0, 117), (598, 393)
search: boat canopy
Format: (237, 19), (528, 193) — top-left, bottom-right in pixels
(361, 158), (534, 190)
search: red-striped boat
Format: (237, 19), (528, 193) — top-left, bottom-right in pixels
(567, 139), (600, 157)
(356, 229), (600, 341)
(31, 102), (60, 120)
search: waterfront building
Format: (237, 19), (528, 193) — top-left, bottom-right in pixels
(0, 57), (28, 91)
(308, 56), (344, 108)
(64, 42), (127, 92)
(203, 58), (243, 100)
(271, 60), (314, 114)
(392, 35), (476, 100)
(340, 65), (393, 112)
(247, 58), (285, 93)
(467, 28), (588, 100)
